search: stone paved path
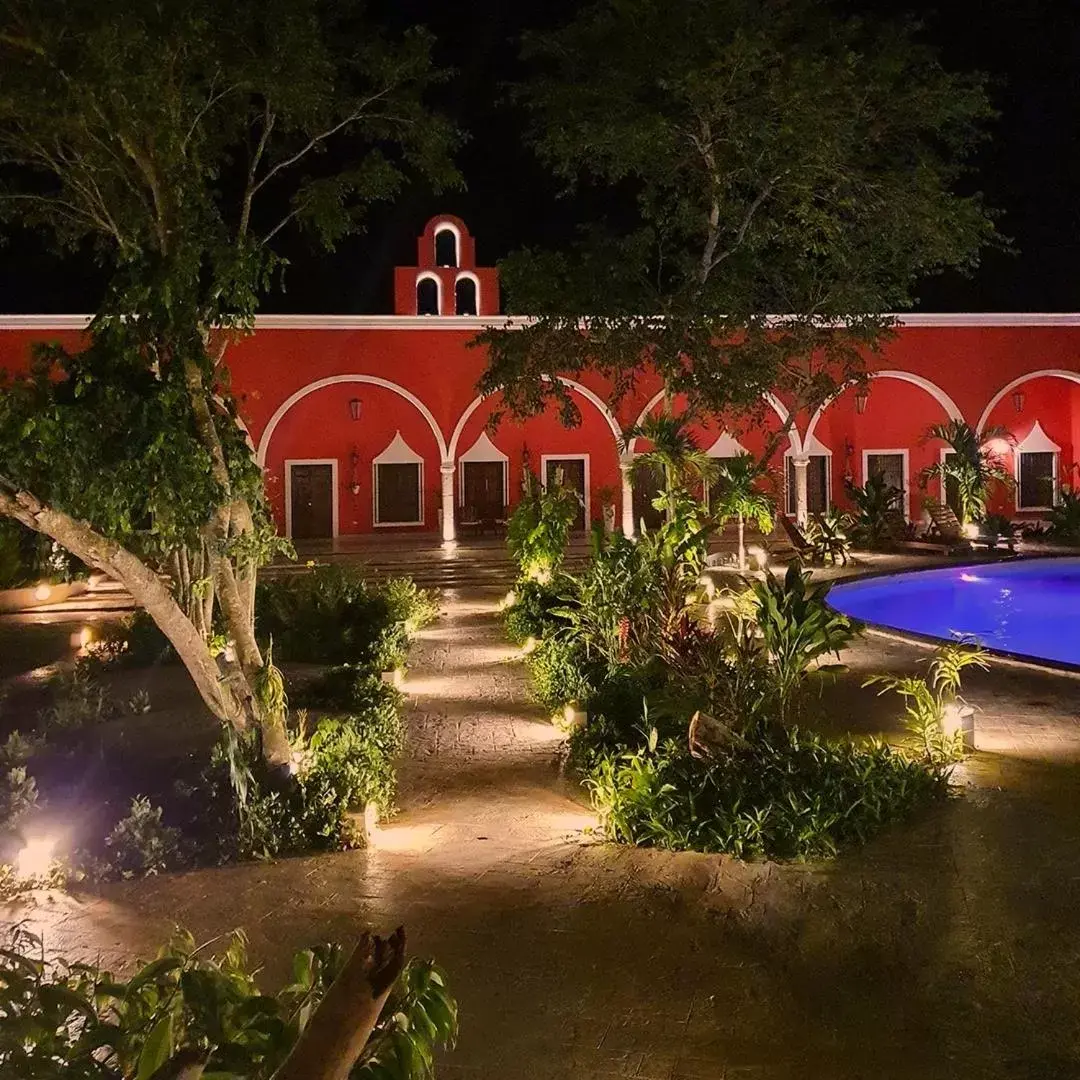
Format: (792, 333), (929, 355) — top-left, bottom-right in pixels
(6, 587), (1080, 1078)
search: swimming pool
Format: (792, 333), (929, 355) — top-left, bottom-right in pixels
(827, 558), (1080, 668)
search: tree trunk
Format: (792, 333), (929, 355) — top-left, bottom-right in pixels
(737, 514), (746, 572)
(272, 928), (407, 1080)
(0, 487), (288, 760)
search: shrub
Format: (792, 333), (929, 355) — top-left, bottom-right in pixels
(256, 564), (432, 669)
(586, 725), (945, 861)
(295, 664), (392, 712)
(1047, 484), (1080, 540)
(803, 509), (853, 565)
(0, 925), (457, 1079)
(526, 635), (594, 712)
(503, 579), (563, 644)
(97, 609), (176, 666)
(36, 659), (116, 731)
(846, 473), (903, 547)
(507, 475), (580, 579)
(101, 796), (181, 879)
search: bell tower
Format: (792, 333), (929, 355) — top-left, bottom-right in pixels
(393, 215), (500, 316)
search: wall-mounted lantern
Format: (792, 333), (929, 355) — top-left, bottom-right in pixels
(1012, 390), (1025, 412)
(349, 398), (361, 421)
(853, 386), (870, 415)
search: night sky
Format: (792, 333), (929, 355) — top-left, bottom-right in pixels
(0, 0), (1076, 315)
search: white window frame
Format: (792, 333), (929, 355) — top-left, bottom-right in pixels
(862, 448), (910, 520)
(415, 271), (442, 316)
(372, 432), (425, 527)
(453, 271), (480, 315)
(284, 458), (338, 539)
(784, 450), (832, 517)
(541, 453), (590, 524)
(433, 222), (461, 267)
(1015, 421), (1061, 511)
(457, 431), (509, 506)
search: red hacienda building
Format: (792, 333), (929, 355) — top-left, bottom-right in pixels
(2, 214), (1080, 544)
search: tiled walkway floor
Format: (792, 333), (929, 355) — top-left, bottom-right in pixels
(5, 586), (1080, 1078)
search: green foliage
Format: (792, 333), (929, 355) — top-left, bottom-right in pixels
(502, 579), (563, 645)
(506, 474), (581, 580)
(711, 453), (774, 569)
(479, 0), (998, 430)
(0, 925), (456, 1079)
(97, 610), (177, 666)
(866, 641), (989, 766)
(749, 564), (856, 718)
(846, 474), (903, 547)
(526, 636), (595, 712)
(36, 659), (116, 731)
(586, 724), (944, 860)
(622, 413), (718, 521)
(102, 796), (181, 879)
(257, 566), (435, 670)
(803, 510), (853, 566)
(921, 420), (1013, 525)
(1047, 484), (1080, 540)
(980, 513), (1016, 549)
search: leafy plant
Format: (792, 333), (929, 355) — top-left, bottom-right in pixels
(502, 578), (563, 645)
(749, 564), (857, 718)
(979, 512), (1016, 550)
(1047, 484), (1080, 540)
(102, 796), (181, 879)
(866, 640), (989, 765)
(0, 925), (456, 1079)
(622, 412), (718, 522)
(846, 473), (903, 548)
(125, 688), (152, 715)
(711, 453), (774, 571)
(920, 419), (1013, 525)
(586, 723), (944, 860)
(803, 509), (853, 565)
(506, 471), (581, 580)
(525, 636), (595, 712)
(36, 659), (116, 731)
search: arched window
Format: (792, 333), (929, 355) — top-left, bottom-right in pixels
(434, 228), (458, 267)
(455, 275), (478, 316)
(416, 276), (439, 316)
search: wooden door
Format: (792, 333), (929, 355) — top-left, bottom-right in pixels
(463, 461), (505, 520)
(545, 457), (586, 531)
(290, 463), (334, 539)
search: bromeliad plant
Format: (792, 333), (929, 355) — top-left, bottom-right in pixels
(803, 509), (853, 566)
(865, 639), (989, 765)
(0, 925), (457, 1080)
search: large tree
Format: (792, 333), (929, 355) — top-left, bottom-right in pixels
(0, 0), (459, 762)
(478, 0), (1000, 449)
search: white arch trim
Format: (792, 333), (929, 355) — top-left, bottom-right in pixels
(976, 368), (1080, 435)
(432, 221), (461, 267)
(256, 374), (449, 468)
(630, 389), (800, 455)
(453, 271), (480, 315)
(447, 376), (624, 461)
(415, 271), (443, 316)
(804, 369), (963, 447)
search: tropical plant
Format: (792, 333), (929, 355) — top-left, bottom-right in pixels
(846, 474), (903, 548)
(711, 453), (774, 571)
(101, 796), (181, 879)
(0, 925), (457, 1080)
(585, 723), (944, 860)
(36, 659), (116, 731)
(0, 0), (459, 766)
(622, 412), (718, 521)
(506, 471), (581, 580)
(803, 509), (853, 565)
(502, 578), (563, 645)
(749, 564), (857, 718)
(866, 640), (989, 765)
(980, 512), (1016, 550)
(1047, 484), (1080, 540)
(920, 419), (1013, 525)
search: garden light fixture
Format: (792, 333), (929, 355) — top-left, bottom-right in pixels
(15, 836), (55, 881)
(521, 636), (538, 655)
(349, 397), (361, 421)
(33, 583), (51, 602)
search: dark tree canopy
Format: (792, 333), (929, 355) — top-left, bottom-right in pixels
(478, 0), (1000, 434)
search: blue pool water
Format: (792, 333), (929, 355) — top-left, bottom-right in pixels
(827, 558), (1080, 667)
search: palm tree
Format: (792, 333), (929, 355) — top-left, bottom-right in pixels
(920, 419), (1013, 525)
(621, 413), (717, 521)
(712, 453), (774, 570)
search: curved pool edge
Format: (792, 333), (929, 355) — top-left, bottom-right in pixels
(824, 555), (1080, 679)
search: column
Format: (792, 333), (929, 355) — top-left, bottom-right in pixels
(440, 460), (456, 543)
(620, 456), (635, 538)
(792, 455), (810, 526)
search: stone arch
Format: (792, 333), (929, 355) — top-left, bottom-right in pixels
(256, 374), (449, 467)
(803, 369), (963, 447)
(977, 369), (1080, 435)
